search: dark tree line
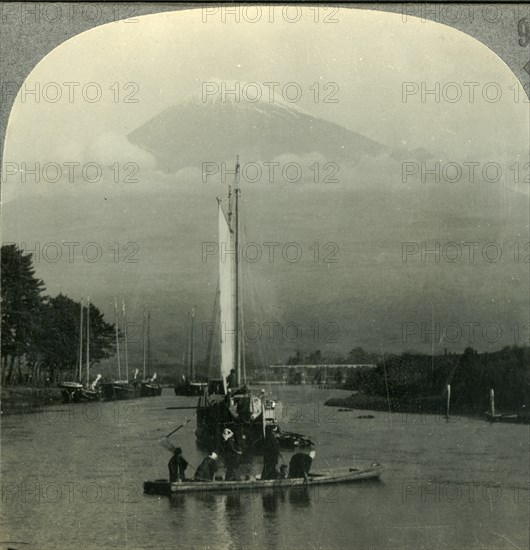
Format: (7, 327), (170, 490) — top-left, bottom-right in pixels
(346, 346), (530, 412)
(286, 346), (380, 366)
(1, 244), (115, 385)
(286, 345), (530, 411)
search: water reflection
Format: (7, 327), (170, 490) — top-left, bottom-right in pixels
(191, 491), (218, 510)
(224, 493), (244, 546)
(225, 492), (242, 511)
(288, 486), (312, 508)
(168, 493), (187, 509)
(262, 489), (279, 513)
(4, 386), (525, 549)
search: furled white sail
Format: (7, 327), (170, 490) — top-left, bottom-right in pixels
(218, 201), (237, 392)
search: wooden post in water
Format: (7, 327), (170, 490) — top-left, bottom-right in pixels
(445, 384), (451, 421)
(114, 298), (121, 380)
(146, 311), (151, 379)
(78, 298), (84, 382)
(190, 306), (195, 381)
(122, 300), (129, 382)
(142, 311), (147, 380)
(489, 388), (495, 417)
(86, 296), (90, 385)
(186, 311), (190, 379)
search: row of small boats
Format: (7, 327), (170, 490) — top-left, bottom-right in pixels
(58, 298), (162, 402)
(58, 377), (161, 402)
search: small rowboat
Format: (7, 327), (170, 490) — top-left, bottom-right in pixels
(144, 463), (383, 496)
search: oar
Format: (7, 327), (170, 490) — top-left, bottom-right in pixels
(158, 418), (192, 452)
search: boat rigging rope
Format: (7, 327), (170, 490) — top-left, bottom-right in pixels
(380, 345), (393, 426)
(240, 215), (274, 393)
(205, 282), (220, 382)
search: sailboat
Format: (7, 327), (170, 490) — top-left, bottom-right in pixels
(194, 158), (313, 454)
(139, 311), (162, 397)
(174, 307), (207, 396)
(101, 299), (138, 400)
(59, 297), (101, 401)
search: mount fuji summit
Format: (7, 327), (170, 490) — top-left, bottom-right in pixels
(128, 92), (388, 172)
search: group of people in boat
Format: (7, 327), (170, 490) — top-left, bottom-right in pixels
(168, 425), (316, 483)
(259, 425), (316, 482)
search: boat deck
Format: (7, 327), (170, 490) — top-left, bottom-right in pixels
(144, 464), (383, 496)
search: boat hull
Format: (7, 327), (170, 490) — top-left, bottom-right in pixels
(144, 465), (383, 496)
(195, 403), (313, 454)
(175, 382), (207, 396)
(101, 382), (139, 401)
(140, 382), (162, 397)
(485, 412), (530, 424)
(59, 383), (100, 403)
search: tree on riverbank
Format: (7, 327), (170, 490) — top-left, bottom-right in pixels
(1, 244), (45, 383)
(1, 244), (116, 385)
(344, 346), (530, 412)
(286, 343), (530, 412)
(29, 294), (115, 383)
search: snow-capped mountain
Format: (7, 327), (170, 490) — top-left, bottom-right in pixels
(128, 93), (387, 171)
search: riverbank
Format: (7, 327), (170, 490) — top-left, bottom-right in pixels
(1, 386), (64, 415)
(324, 392), (484, 417)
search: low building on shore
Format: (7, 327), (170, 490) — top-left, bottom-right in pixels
(263, 364), (377, 385)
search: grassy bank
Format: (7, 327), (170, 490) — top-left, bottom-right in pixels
(324, 392), (483, 417)
(1, 386), (64, 415)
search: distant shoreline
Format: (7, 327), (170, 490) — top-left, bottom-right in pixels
(0, 384), (488, 420)
(324, 392), (485, 418)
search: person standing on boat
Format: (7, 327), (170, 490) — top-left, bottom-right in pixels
(239, 433), (255, 480)
(168, 447), (188, 482)
(220, 428), (242, 481)
(288, 450), (316, 482)
(261, 425), (281, 480)
(194, 452), (219, 481)
(226, 369), (236, 389)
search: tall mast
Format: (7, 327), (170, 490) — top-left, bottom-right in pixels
(190, 306), (195, 381)
(78, 298), (84, 382)
(122, 300), (129, 381)
(114, 298), (121, 380)
(234, 156), (242, 386)
(86, 296), (90, 385)
(218, 162), (239, 393)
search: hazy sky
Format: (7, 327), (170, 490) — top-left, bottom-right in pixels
(3, 8), (528, 169)
(2, 8), (529, 362)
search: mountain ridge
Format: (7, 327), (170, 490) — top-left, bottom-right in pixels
(128, 95), (389, 172)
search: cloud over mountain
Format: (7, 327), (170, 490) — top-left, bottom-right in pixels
(128, 93), (389, 172)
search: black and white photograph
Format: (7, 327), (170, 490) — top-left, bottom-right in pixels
(1, 4), (529, 549)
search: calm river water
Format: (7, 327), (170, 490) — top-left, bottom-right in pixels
(1, 386), (529, 550)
